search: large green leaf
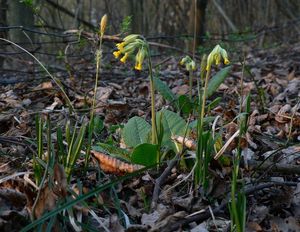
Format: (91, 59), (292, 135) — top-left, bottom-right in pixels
(153, 76), (178, 108)
(131, 143), (158, 166)
(156, 109), (187, 151)
(207, 66), (231, 98)
(123, 116), (151, 147)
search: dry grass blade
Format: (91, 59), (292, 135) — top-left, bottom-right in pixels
(214, 129), (240, 160)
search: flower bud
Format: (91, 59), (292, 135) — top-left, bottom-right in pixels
(135, 47), (147, 71)
(206, 45), (230, 70)
(100, 14), (107, 37)
(123, 34), (140, 44)
(180, 56), (196, 71)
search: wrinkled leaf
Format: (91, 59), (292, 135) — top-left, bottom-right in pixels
(156, 109), (187, 152)
(131, 143), (158, 166)
(123, 116), (151, 147)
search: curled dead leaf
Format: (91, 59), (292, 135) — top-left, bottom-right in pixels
(91, 151), (144, 175)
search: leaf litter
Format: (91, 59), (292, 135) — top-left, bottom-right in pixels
(0, 43), (300, 231)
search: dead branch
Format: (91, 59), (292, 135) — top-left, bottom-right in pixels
(249, 160), (300, 175)
(151, 153), (181, 210)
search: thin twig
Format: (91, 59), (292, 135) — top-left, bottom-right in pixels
(151, 153), (181, 209)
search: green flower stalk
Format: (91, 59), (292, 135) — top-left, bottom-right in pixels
(180, 55), (196, 100)
(113, 35), (158, 144)
(202, 45), (230, 127)
(85, 14), (107, 170)
(196, 44), (230, 185)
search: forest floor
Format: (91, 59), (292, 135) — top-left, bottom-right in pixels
(0, 42), (300, 231)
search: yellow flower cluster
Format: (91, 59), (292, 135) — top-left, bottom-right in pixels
(113, 34), (148, 71)
(180, 56), (196, 71)
(206, 45), (230, 70)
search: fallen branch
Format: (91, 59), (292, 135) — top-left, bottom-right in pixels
(249, 160), (300, 175)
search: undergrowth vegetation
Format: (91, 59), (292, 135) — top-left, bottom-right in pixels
(4, 14), (252, 232)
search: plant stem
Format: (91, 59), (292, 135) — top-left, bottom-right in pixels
(189, 70), (193, 100)
(196, 67), (211, 185)
(147, 49), (158, 145)
(231, 158), (240, 231)
(85, 36), (103, 169)
(200, 67), (210, 129)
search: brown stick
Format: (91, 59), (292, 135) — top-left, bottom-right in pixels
(249, 160), (300, 175)
(151, 153), (181, 210)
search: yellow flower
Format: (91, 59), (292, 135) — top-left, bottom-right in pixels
(116, 42), (125, 51)
(180, 56), (196, 71)
(190, 60), (196, 70)
(206, 44), (230, 70)
(120, 53), (129, 63)
(114, 34), (148, 69)
(113, 50), (121, 58)
(135, 63), (142, 71)
(180, 56), (188, 65)
(134, 48), (146, 71)
(214, 54), (221, 65)
(220, 48), (230, 64)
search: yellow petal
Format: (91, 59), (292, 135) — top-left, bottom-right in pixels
(120, 53), (129, 63)
(113, 51), (121, 59)
(135, 63), (142, 71)
(116, 42), (125, 51)
(224, 58), (230, 65)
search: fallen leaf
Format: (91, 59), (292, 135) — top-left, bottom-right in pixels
(91, 151), (144, 175)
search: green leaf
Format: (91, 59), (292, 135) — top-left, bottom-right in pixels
(153, 76), (178, 107)
(93, 116), (104, 134)
(156, 109), (187, 151)
(123, 116), (151, 147)
(131, 143), (158, 166)
(178, 94), (193, 115)
(207, 97), (221, 111)
(56, 127), (65, 165)
(207, 66), (231, 98)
